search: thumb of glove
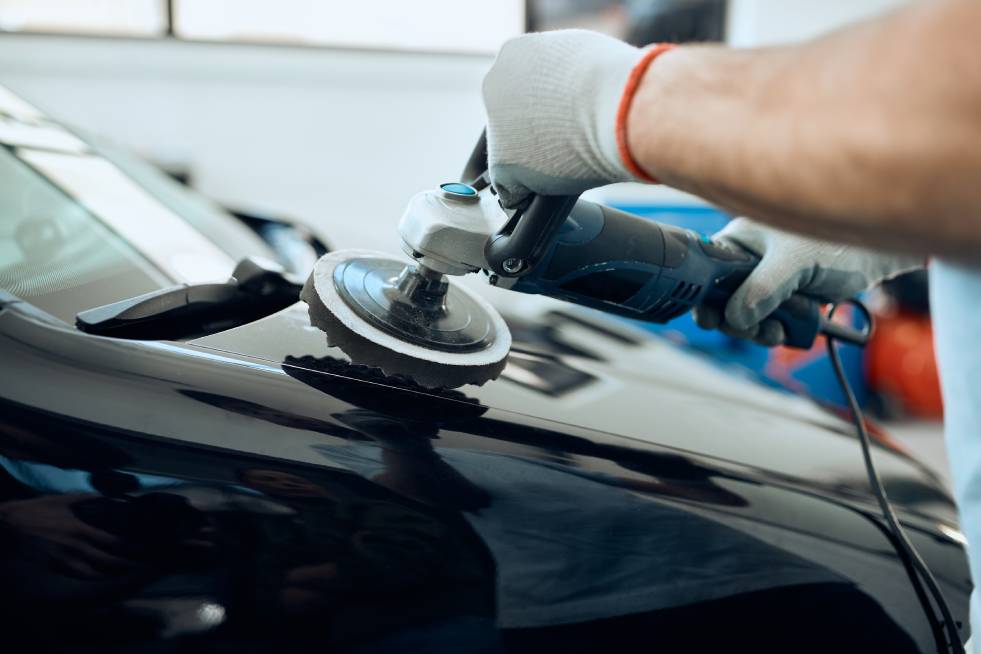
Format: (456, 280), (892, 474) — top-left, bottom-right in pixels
(724, 254), (805, 331)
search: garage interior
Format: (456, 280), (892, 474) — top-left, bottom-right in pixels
(0, 2), (966, 652)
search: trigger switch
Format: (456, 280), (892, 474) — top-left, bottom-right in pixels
(698, 239), (752, 263)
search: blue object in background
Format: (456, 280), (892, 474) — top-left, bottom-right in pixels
(607, 202), (870, 408)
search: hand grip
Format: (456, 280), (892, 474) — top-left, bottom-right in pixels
(462, 129), (489, 188)
(691, 255), (821, 348)
(702, 248), (868, 348)
(485, 194), (580, 277)
(748, 293), (868, 348)
(461, 129), (582, 276)
(765, 294), (823, 348)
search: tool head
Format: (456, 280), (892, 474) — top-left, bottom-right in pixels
(301, 249), (510, 389)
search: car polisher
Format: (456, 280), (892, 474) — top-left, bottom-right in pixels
(302, 132), (868, 388)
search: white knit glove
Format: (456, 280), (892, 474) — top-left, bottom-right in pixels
(694, 218), (924, 346)
(482, 30), (651, 208)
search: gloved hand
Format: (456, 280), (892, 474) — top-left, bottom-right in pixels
(694, 218), (924, 346)
(483, 30), (668, 208)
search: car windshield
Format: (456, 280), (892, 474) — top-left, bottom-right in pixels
(0, 100), (278, 324)
(86, 130), (279, 265)
(0, 143), (170, 323)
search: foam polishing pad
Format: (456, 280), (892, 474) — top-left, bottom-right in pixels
(301, 249), (510, 389)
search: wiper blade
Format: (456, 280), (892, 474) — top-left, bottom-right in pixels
(76, 257), (301, 340)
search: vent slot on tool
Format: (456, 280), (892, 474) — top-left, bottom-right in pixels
(672, 280), (702, 302)
(645, 297), (686, 322)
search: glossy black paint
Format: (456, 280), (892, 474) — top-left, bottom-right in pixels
(0, 291), (971, 652)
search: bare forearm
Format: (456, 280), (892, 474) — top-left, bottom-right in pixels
(628, 0), (981, 258)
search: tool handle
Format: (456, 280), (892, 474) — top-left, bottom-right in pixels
(701, 269), (824, 348)
(507, 199), (866, 349)
(462, 130), (584, 276)
(485, 195), (580, 276)
(462, 130), (490, 189)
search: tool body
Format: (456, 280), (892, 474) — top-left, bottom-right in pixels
(398, 182), (866, 351)
(496, 199), (822, 346)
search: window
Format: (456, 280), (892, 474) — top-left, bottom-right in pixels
(173, 0), (524, 54)
(22, 149), (236, 287)
(0, 0), (526, 54)
(0, 145), (168, 322)
(0, 0), (166, 37)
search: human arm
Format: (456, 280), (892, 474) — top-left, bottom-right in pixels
(626, 0), (981, 258)
(484, 0), (981, 260)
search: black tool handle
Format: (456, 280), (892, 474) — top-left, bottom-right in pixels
(462, 129), (490, 189)
(463, 130), (583, 277)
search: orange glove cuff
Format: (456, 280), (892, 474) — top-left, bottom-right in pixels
(615, 43), (677, 184)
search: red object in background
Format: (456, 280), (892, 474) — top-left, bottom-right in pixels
(866, 311), (943, 419)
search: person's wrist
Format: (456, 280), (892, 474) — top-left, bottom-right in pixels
(614, 44), (677, 183)
(585, 37), (646, 184)
(622, 45), (684, 184)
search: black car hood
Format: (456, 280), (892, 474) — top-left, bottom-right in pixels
(189, 301), (953, 520)
(0, 298), (970, 652)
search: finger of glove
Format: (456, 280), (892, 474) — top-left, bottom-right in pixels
(693, 304), (722, 330)
(719, 320), (759, 342)
(791, 266), (885, 303)
(713, 217), (768, 256)
(696, 304), (777, 345)
(488, 174), (531, 210)
(752, 318), (786, 347)
(488, 164), (608, 209)
(724, 257), (803, 331)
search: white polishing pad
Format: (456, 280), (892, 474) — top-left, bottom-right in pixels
(301, 249), (511, 388)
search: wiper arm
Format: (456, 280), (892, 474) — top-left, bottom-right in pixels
(76, 257), (301, 340)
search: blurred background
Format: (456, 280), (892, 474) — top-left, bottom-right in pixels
(0, 0), (943, 478)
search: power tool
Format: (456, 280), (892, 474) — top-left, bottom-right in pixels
(301, 132), (867, 389)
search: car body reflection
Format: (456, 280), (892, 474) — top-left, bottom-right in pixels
(0, 402), (497, 651)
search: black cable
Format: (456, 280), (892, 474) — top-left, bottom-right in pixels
(825, 300), (964, 654)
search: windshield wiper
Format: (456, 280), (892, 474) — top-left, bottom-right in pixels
(76, 257), (301, 340)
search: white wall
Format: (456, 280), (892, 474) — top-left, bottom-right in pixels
(728, 0), (912, 47)
(0, 34), (490, 253)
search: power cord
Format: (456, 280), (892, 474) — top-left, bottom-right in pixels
(826, 300), (964, 654)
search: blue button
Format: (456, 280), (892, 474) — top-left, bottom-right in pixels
(440, 182), (477, 196)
